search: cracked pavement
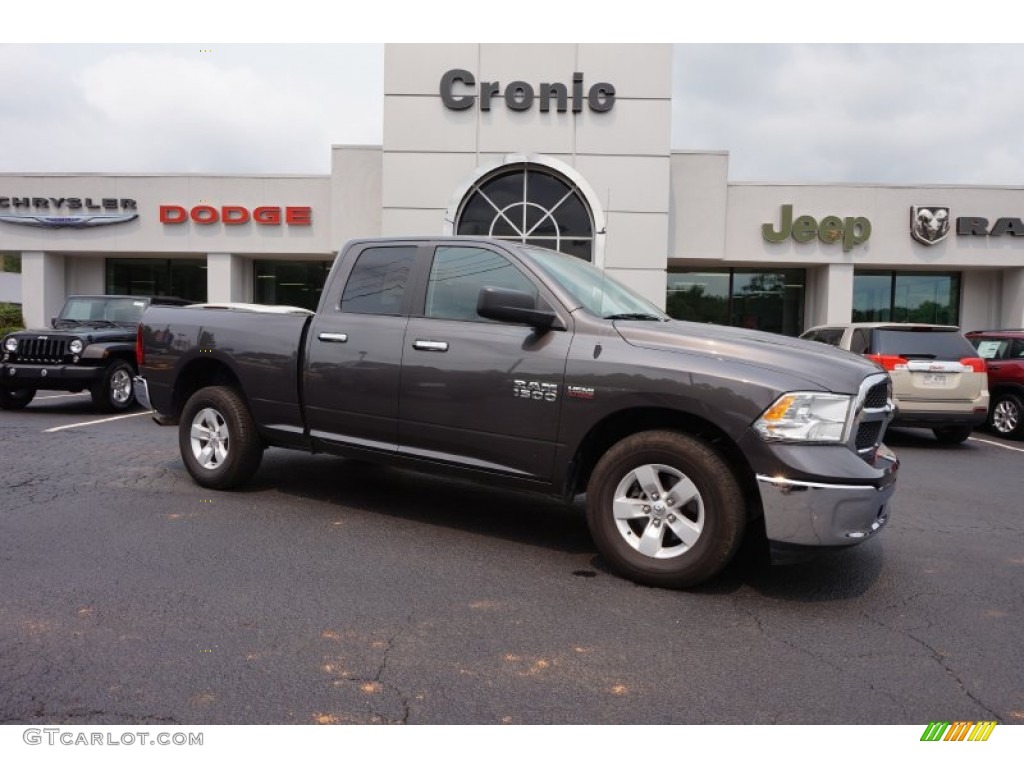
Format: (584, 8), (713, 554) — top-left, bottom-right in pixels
(1, 400), (1022, 724)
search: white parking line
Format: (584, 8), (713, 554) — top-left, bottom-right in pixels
(43, 411), (150, 433)
(35, 392), (90, 400)
(968, 436), (1024, 454)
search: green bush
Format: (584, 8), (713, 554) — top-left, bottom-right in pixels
(0, 303), (24, 336)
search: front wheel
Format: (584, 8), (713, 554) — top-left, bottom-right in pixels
(179, 386), (263, 489)
(585, 430), (746, 589)
(0, 388), (36, 410)
(989, 393), (1024, 439)
(91, 360), (135, 412)
(933, 425), (973, 444)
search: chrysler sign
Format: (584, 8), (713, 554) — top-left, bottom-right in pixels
(0, 195), (138, 229)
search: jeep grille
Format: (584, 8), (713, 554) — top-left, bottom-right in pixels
(10, 337), (68, 363)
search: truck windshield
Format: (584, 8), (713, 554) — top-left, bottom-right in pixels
(518, 246), (667, 321)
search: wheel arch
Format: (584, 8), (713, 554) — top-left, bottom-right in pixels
(566, 407), (762, 520)
(171, 358), (246, 419)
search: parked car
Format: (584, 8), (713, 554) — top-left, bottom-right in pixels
(965, 329), (1024, 439)
(801, 322), (988, 444)
(1, 295), (190, 411)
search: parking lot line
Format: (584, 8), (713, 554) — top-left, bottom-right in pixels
(35, 392), (90, 400)
(968, 436), (1024, 454)
(43, 411), (151, 433)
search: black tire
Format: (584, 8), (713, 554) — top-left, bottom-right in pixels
(178, 386), (263, 489)
(932, 425), (973, 444)
(988, 393), (1024, 440)
(0, 388), (36, 410)
(90, 360), (136, 412)
(585, 430), (746, 589)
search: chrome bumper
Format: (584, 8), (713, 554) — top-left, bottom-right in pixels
(756, 456), (897, 547)
(133, 375), (153, 411)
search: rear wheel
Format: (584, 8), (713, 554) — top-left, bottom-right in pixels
(585, 430), (746, 589)
(0, 388), (36, 410)
(933, 425), (972, 444)
(91, 360), (135, 412)
(179, 386), (263, 489)
(989, 393), (1024, 439)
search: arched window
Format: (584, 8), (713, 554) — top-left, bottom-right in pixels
(454, 164), (595, 261)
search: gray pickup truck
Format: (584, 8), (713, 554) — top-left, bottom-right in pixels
(135, 236), (898, 588)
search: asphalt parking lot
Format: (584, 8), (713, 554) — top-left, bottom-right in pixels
(1, 392), (1022, 725)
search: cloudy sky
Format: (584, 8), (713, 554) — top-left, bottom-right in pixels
(3, 6), (1023, 186)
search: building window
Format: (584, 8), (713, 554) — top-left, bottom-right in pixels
(254, 260), (333, 311)
(455, 164), (594, 261)
(106, 258), (206, 302)
(667, 268), (806, 336)
(853, 271), (961, 324)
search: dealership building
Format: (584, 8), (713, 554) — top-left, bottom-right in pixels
(2, 43), (1024, 334)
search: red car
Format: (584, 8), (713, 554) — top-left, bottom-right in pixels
(966, 329), (1024, 439)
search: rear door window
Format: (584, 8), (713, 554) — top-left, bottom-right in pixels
(339, 246), (418, 316)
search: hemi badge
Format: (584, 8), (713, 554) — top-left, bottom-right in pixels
(567, 385), (595, 400)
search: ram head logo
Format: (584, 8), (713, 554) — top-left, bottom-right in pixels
(911, 206), (951, 245)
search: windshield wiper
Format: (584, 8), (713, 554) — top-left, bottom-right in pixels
(603, 313), (664, 321)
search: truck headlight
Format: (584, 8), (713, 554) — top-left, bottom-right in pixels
(3, 336), (17, 353)
(69, 339), (84, 354)
(754, 392), (852, 443)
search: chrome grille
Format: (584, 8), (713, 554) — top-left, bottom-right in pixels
(11, 336), (68, 363)
(856, 421), (882, 451)
(850, 373), (892, 464)
(863, 380), (889, 409)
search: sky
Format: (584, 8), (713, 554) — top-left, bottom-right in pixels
(3, 4), (1024, 186)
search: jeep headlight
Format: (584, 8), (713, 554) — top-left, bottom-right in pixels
(3, 336), (17, 353)
(68, 338), (84, 354)
(754, 392), (852, 443)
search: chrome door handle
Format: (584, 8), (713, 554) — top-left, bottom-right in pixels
(317, 332), (348, 343)
(413, 340), (449, 352)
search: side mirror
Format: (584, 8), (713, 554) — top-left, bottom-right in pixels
(477, 287), (562, 331)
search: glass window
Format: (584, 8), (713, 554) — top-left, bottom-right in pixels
(853, 271), (960, 325)
(666, 268), (805, 336)
(425, 247), (537, 322)
(254, 260), (331, 311)
(806, 327), (844, 346)
(666, 270), (729, 326)
(106, 258), (206, 302)
(339, 246), (417, 316)
(456, 164), (595, 261)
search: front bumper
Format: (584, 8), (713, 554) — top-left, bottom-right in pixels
(756, 444), (898, 547)
(2, 362), (104, 390)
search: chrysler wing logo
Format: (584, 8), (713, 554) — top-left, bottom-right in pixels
(911, 206), (951, 245)
(0, 213), (138, 229)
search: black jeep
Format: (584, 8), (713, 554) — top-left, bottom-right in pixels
(1, 295), (190, 411)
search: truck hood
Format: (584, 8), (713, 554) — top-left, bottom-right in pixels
(615, 320), (881, 394)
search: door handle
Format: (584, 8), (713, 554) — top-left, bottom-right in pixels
(317, 332), (348, 343)
(413, 340), (449, 352)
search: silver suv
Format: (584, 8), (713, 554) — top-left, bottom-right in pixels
(801, 323), (988, 444)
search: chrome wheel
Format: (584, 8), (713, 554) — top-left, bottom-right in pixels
(190, 407), (230, 469)
(611, 463), (704, 559)
(992, 398), (1020, 435)
(110, 367), (133, 405)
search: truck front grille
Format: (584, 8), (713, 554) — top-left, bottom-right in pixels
(10, 337), (67, 363)
(851, 373), (892, 464)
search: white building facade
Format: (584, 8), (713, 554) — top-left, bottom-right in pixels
(2, 43), (1023, 334)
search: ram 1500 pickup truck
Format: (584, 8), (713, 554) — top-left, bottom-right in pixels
(135, 237), (898, 588)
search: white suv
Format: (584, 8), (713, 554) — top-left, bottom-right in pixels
(801, 323), (989, 444)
